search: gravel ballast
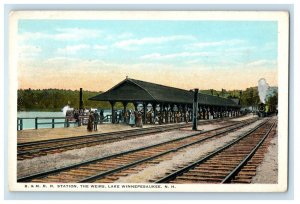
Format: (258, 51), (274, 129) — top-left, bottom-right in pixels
(17, 123), (224, 178)
(251, 128), (278, 184)
(115, 120), (264, 183)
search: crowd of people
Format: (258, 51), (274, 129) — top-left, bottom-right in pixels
(67, 108), (192, 132)
(66, 106), (240, 132)
(115, 109), (190, 128)
(66, 109), (104, 132)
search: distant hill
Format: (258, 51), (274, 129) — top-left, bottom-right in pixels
(17, 89), (111, 111)
(201, 86), (278, 107)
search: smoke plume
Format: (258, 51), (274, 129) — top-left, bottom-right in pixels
(258, 78), (269, 103)
(61, 105), (70, 116)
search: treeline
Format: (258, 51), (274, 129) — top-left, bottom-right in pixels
(18, 87), (278, 112)
(17, 89), (112, 111)
(201, 86), (278, 107)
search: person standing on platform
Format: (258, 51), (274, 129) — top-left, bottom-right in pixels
(185, 110), (189, 123)
(120, 110), (124, 123)
(134, 111), (138, 126)
(93, 110), (99, 131)
(129, 110), (135, 127)
(157, 111), (162, 125)
(87, 111), (94, 132)
(176, 112), (180, 123)
(100, 110), (104, 124)
(146, 110), (151, 124)
(136, 111), (143, 128)
(124, 110), (128, 124)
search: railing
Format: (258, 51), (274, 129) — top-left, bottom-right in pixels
(17, 117), (80, 131)
(17, 115), (113, 130)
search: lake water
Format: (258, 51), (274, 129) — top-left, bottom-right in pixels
(17, 107), (153, 130)
(17, 110), (112, 130)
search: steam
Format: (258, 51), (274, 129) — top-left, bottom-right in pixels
(258, 78), (269, 103)
(62, 105), (70, 116)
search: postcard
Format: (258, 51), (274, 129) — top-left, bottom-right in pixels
(8, 11), (289, 192)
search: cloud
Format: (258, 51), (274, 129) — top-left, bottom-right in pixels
(54, 28), (103, 41)
(19, 28), (103, 43)
(245, 60), (277, 68)
(140, 52), (212, 60)
(192, 39), (244, 48)
(93, 45), (108, 50)
(18, 45), (42, 59)
(114, 35), (196, 50)
(56, 44), (90, 55)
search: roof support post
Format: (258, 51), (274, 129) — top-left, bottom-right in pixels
(133, 102), (138, 111)
(198, 105), (201, 121)
(206, 106), (210, 120)
(109, 101), (116, 124)
(209, 106), (213, 119)
(192, 89), (199, 131)
(122, 102), (128, 123)
(183, 104), (188, 123)
(189, 105), (193, 122)
(209, 106), (212, 119)
(152, 103), (157, 124)
(178, 104), (183, 122)
(217, 107), (221, 118)
(143, 102), (147, 124)
(202, 106), (206, 120)
(221, 107), (224, 118)
(170, 104), (175, 123)
(199, 105), (203, 120)
(165, 104), (169, 124)
(227, 107), (229, 117)
(158, 104), (163, 125)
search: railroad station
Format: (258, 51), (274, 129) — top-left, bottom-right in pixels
(89, 77), (241, 124)
(16, 78), (278, 185)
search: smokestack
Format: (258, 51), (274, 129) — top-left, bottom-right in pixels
(79, 88), (83, 110)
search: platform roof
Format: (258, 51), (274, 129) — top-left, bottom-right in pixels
(89, 78), (240, 108)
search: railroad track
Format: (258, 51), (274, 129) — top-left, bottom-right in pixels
(17, 117), (260, 183)
(17, 118), (239, 160)
(155, 119), (276, 184)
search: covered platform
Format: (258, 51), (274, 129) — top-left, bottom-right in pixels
(89, 78), (241, 124)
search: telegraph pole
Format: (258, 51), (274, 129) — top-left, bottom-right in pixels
(192, 88), (199, 131)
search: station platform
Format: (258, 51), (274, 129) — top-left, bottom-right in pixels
(17, 115), (254, 144)
(17, 123), (157, 144)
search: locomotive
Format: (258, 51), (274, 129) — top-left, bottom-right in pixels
(258, 103), (266, 117)
(258, 103), (277, 117)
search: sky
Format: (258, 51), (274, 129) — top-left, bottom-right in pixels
(18, 20), (278, 92)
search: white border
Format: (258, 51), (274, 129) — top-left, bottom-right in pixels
(8, 10), (289, 193)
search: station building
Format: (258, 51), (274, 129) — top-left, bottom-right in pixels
(89, 77), (240, 124)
